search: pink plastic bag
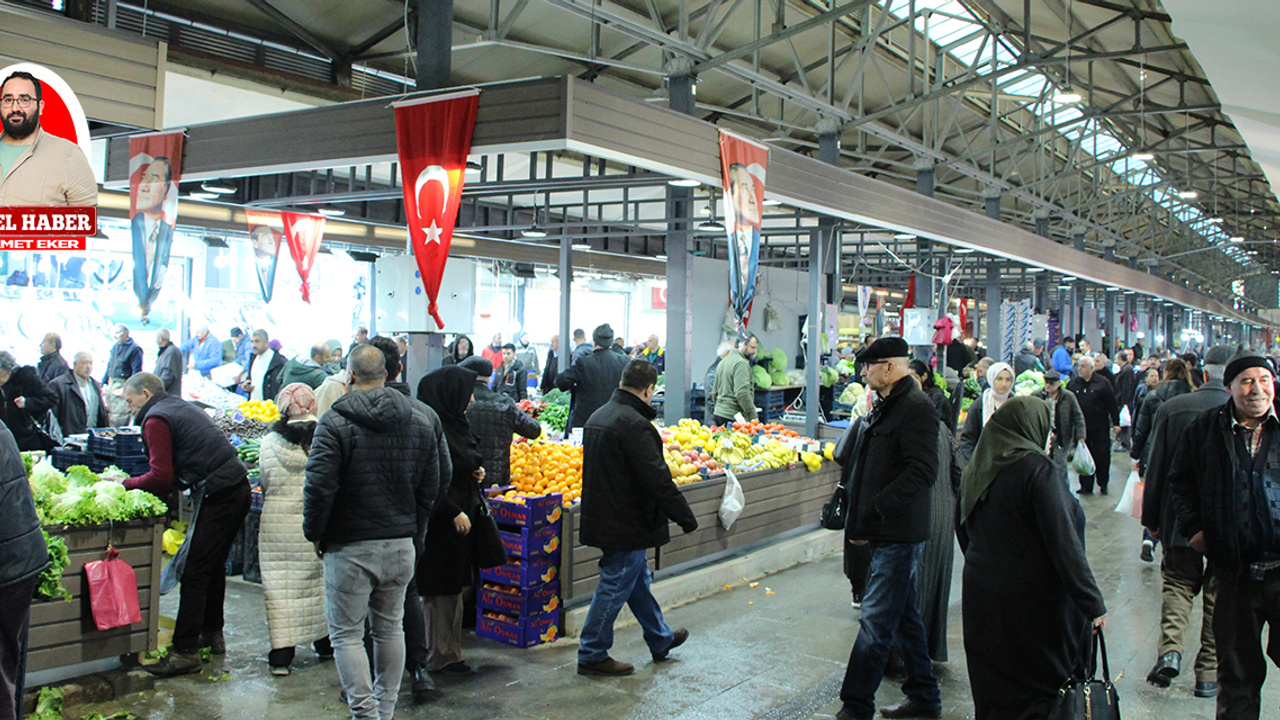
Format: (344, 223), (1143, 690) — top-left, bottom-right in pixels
(84, 547), (142, 631)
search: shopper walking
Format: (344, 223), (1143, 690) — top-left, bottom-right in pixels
(492, 343), (528, 402)
(577, 360), (696, 676)
(481, 333), (503, 366)
(918, 423), (960, 662)
(909, 359), (954, 433)
(1131, 357), (1194, 474)
(958, 396), (1107, 720)
(709, 333), (760, 426)
(240, 329), (285, 403)
(35, 333), (68, 385)
(103, 324), (143, 425)
(460, 357), (540, 488)
(0, 351), (57, 452)
(1051, 335), (1076, 378)
(540, 335), (560, 394)
(259, 383), (332, 676)
(1033, 370), (1085, 471)
(0, 423), (48, 720)
(1113, 350), (1139, 451)
(1139, 345), (1230, 698)
(122, 373), (251, 677)
(416, 365), (492, 677)
(304, 346), (442, 720)
(181, 327), (222, 378)
(1067, 355), (1119, 494)
(154, 329), (183, 397)
(279, 343), (333, 390)
(957, 361), (1014, 466)
(836, 337), (942, 720)
(1169, 350), (1280, 719)
(636, 334), (666, 373)
(556, 324), (631, 431)
(50, 352), (107, 436)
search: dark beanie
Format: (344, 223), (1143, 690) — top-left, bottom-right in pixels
(459, 355), (493, 378)
(593, 323), (614, 347)
(1223, 350), (1274, 386)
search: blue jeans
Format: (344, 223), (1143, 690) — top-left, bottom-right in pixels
(578, 549), (675, 664)
(839, 541), (941, 720)
(323, 539), (415, 720)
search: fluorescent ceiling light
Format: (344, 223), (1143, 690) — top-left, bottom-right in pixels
(697, 220), (725, 232)
(317, 206), (346, 217)
(1053, 87), (1082, 103)
(571, 242), (591, 250)
(200, 181), (236, 195)
(762, 198), (782, 207)
(892, 233), (917, 240)
(1177, 190), (1199, 199)
(186, 191), (218, 201)
(1026, 267), (1045, 273)
(953, 248), (975, 254)
(1206, 217), (1224, 224)
(1230, 236), (1245, 242)
(521, 226), (547, 238)
(655, 254), (668, 261)
(1132, 152), (1154, 161)
(668, 178), (700, 187)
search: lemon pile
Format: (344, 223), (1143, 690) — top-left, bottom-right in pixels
(237, 400), (280, 422)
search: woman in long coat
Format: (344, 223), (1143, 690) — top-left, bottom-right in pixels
(416, 366), (487, 676)
(258, 383), (331, 675)
(959, 396), (1107, 719)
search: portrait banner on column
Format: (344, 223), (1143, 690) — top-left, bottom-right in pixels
(718, 130), (769, 334)
(244, 209), (284, 303)
(280, 211), (326, 303)
(127, 131), (183, 322)
(393, 89), (479, 330)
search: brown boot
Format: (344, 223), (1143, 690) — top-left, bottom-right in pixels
(145, 650), (203, 678)
(577, 657), (635, 676)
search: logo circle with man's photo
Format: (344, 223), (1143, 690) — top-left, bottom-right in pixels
(0, 62), (92, 163)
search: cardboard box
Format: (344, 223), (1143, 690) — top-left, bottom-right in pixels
(480, 557), (558, 588)
(476, 610), (559, 648)
(489, 493), (564, 527)
(477, 581), (560, 617)
(499, 525), (562, 559)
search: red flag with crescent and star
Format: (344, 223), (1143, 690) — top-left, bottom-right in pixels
(279, 211), (326, 303)
(393, 90), (479, 329)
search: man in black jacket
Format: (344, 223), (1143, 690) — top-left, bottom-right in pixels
(1140, 345), (1230, 698)
(557, 324), (630, 431)
(50, 352), (108, 435)
(1113, 350), (1139, 451)
(461, 356), (540, 488)
(154, 329), (183, 397)
(492, 343), (527, 402)
(103, 324), (143, 426)
(540, 334), (559, 394)
(1169, 350), (1280, 719)
(1067, 355), (1119, 494)
(36, 332), (68, 384)
(239, 329), (285, 403)
(0, 351), (58, 452)
(304, 346), (442, 720)
(577, 360), (697, 677)
(838, 337), (942, 720)
(0, 424), (48, 719)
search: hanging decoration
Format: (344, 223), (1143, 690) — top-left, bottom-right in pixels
(280, 212), (326, 303)
(393, 89), (479, 329)
(127, 131), (183, 322)
(718, 130), (769, 335)
(244, 209), (284, 303)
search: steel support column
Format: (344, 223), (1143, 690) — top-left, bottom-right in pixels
(416, 0), (453, 90)
(987, 261), (1002, 362)
(806, 228), (822, 437)
(558, 234), (572, 373)
(664, 70), (695, 425)
(1104, 247), (1117, 355)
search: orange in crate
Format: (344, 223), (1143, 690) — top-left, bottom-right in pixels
(508, 439), (582, 506)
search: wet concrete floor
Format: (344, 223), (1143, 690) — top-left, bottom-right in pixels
(73, 450), (1279, 719)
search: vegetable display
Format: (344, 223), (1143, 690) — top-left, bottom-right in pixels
(1014, 370), (1046, 397)
(28, 461), (168, 528)
(753, 365), (773, 390)
(539, 403), (569, 434)
(36, 530), (71, 601)
(838, 382), (867, 406)
(237, 438), (261, 464)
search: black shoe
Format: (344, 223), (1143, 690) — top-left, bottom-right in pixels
(1195, 680), (1219, 698)
(1077, 488), (1093, 495)
(879, 697), (942, 719)
(145, 650), (203, 677)
(434, 661), (475, 676)
(1140, 540), (1155, 563)
(578, 657), (635, 676)
(1146, 651), (1181, 687)
(411, 663), (436, 702)
(200, 630), (226, 655)
(835, 708), (858, 720)
(653, 628), (689, 662)
(1099, 486), (1109, 496)
(313, 637), (334, 660)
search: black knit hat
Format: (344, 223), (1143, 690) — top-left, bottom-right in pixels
(459, 355), (493, 378)
(856, 336), (911, 362)
(1224, 350), (1274, 386)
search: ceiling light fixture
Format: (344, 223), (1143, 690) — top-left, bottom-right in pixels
(521, 226), (547, 238)
(1206, 217), (1224, 224)
(697, 220), (725, 232)
(953, 247), (975, 254)
(317, 206), (346, 217)
(1053, 87), (1082, 104)
(200, 181), (236, 195)
(1132, 152), (1154, 161)
(892, 233), (917, 240)
(1230, 236), (1245, 242)
(762, 198), (782, 207)
(1026, 267), (1045, 273)
(1177, 190), (1198, 200)
(655, 254), (668, 261)
(571, 242), (590, 250)
(186, 191), (218, 201)
(668, 178), (700, 188)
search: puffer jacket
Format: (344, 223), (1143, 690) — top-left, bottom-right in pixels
(466, 383), (540, 487)
(0, 423), (49, 588)
(303, 387), (442, 548)
(258, 423), (328, 649)
(556, 348), (630, 430)
(579, 389), (697, 550)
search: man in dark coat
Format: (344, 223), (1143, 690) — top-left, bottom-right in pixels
(570, 328), (592, 362)
(154, 329), (184, 397)
(1013, 340), (1044, 377)
(460, 356), (540, 488)
(837, 337), (942, 720)
(103, 324), (143, 426)
(577, 360), (696, 677)
(121, 373), (251, 678)
(304, 346), (442, 720)
(491, 343), (527, 402)
(540, 334), (560, 394)
(0, 422), (48, 720)
(0, 351), (58, 452)
(1113, 350), (1139, 451)
(1169, 350), (1280, 718)
(1034, 370), (1086, 471)
(1140, 345), (1230, 698)
(556, 324), (630, 431)
(1066, 355), (1119, 494)
(240, 329), (285, 403)
(36, 332), (69, 384)
(50, 352), (108, 435)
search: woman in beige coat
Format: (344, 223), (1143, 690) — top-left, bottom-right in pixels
(259, 383), (331, 675)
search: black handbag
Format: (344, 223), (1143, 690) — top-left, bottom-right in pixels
(472, 497), (510, 569)
(820, 482), (847, 530)
(1049, 627), (1120, 720)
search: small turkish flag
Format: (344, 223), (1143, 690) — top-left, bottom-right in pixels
(394, 90), (479, 329)
(280, 211), (326, 303)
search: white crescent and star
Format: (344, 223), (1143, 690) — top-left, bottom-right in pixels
(414, 165), (451, 245)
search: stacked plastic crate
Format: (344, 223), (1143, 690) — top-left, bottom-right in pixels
(52, 427), (149, 475)
(476, 493), (564, 648)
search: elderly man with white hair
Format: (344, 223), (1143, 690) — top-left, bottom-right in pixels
(155, 329), (183, 397)
(50, 351), (108, 435)
(180, 326), (222, 378)
(1066, 354), (1120, 495)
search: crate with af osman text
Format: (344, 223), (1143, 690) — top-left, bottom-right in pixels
(488, 492), (564, 528)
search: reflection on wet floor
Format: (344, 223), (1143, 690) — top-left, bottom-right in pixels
(73, 451), (1279, 719)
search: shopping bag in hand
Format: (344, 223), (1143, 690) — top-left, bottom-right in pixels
(1131, 479), (1145, 520)
(718, 468), (745, 530)
(84, 547), (142, 631)
(1114, 469), (1140, 516)
(1069, 440), (1096, 476)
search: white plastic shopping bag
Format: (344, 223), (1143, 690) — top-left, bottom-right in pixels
(1114, 469), (1141, 516)
(1069, 440), (1096, 476)
(1119, 405), (1132, 428)
(718, 468), (746, 530)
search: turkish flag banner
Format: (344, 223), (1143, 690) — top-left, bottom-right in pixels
(718, 130), (769, 334)
(280, 211), (326, 303)
(394, 90), (480, 329)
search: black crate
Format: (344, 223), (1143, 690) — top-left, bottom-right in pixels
(50, 447), (93, 471)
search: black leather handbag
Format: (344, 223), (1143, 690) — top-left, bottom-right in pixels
(473, 497), (510, 569)
(819, 482), (847, 530)
(1049, 627), (1120, 720)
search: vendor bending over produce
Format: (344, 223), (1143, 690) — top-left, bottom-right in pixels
(121, 372), (251, 677)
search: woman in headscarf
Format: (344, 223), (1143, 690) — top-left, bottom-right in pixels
(258, 383), (331, 675)
(959, 396), (1107, 720)
(442, 335), (474, 366)
(416, 365), (487, 676)
(323, 339), (343, 373)
(957, 361), (1014, 466)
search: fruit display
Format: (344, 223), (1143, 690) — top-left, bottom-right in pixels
(506, 439), (582, 506)
(731, 419), (799, 438)
(517, 400), (548, 418)
(237, 400), (280, 422)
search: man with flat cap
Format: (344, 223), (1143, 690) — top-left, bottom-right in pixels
(1170, 349), (1280, 718)
(835, 336), (943, 720)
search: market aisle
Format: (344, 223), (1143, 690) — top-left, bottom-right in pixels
(72, 450), (1278, 720)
